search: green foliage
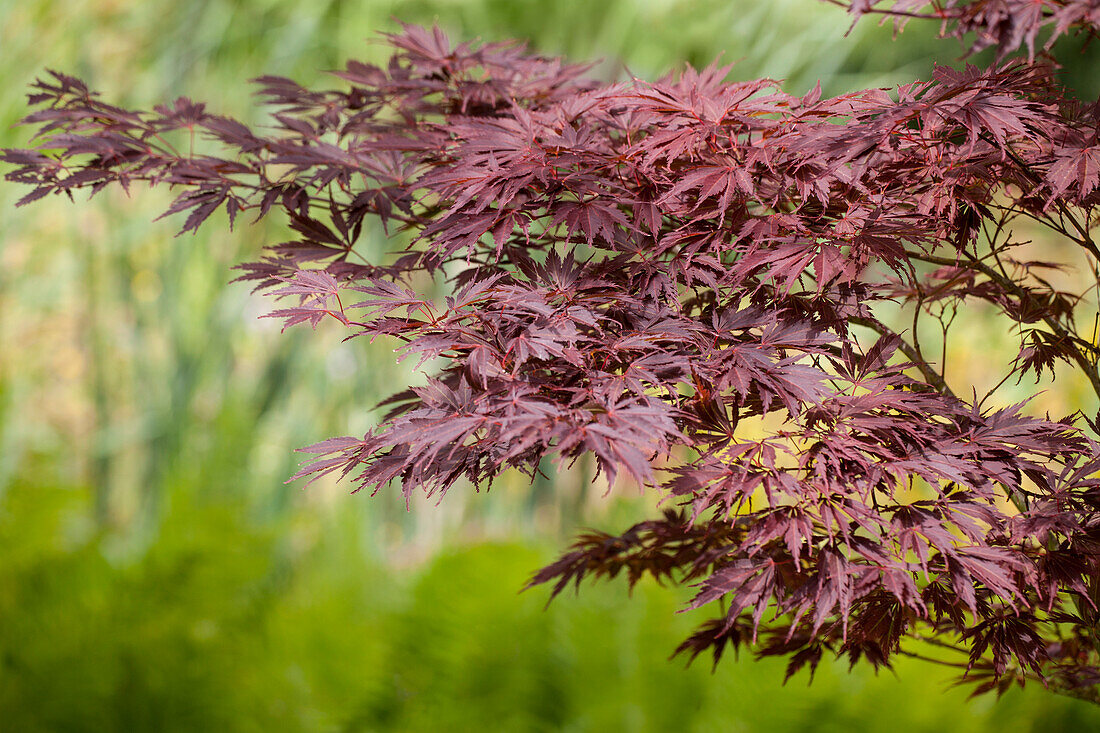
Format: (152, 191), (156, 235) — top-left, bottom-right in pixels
(3, 484), (1100, 732)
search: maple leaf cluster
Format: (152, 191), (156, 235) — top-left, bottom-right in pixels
(5, 13), (1100, 701)
(830, 0), (1100, 60)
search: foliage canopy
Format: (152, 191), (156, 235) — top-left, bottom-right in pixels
(5, 0), (1100, 703)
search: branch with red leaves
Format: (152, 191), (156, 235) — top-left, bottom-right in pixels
(827, 0), (1100, 60)
(5, 19), (1100, 703)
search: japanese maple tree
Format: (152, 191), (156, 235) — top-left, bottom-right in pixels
(6, 1), (1100, 703)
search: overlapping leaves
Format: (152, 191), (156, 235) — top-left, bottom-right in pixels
(5, 18), (1100, 701)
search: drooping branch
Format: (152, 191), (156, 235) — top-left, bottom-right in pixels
(5, 21), (1100, 703)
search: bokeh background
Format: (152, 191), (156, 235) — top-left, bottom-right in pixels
(3, 1), (1100, 730)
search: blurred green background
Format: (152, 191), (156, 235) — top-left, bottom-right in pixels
(3, 1), (1100, 730)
